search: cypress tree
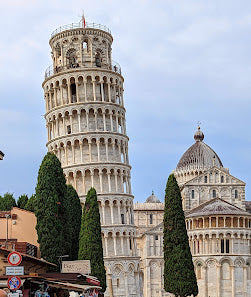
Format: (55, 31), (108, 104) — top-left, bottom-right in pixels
(24, 194), (37, 212)
(35, 152), (67, 266)
(78, 188), (106, 292)
(163, 174), (198, 297)
(64, 185), (82, 260)
(17, 194), (29, 209)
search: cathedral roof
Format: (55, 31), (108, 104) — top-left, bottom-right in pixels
(134, 202), (164, 211)
(186, 198), (250, 218)
(176, 127), (223, 172)
(145, 191), (161, 203)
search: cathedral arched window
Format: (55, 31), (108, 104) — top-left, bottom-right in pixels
(221, 175), (224, 183)
(221, 239), (230, 253)
(226, 239), (230, 253)
(212, 189), (216, 198)
(221, 239), (224, 253)
(204, 176), (208, 183)
(235, 190), (238, 199)
(150, 214), (153, 224)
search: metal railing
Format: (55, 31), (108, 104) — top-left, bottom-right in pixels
(51, 21), (111, 38)
(44, 60), (122, 79)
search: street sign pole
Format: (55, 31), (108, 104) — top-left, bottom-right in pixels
(7, 251), (23, 294)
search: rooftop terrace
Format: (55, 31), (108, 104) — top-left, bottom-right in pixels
(51, 21), (111, 38)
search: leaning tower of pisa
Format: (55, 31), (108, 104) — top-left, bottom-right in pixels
(42, 19), (142, 296)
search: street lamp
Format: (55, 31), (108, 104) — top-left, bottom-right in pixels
(5, 214), (11, 248)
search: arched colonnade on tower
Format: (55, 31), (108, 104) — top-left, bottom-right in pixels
(44, 74), (124, 111)
(48, 135), (129, 167)
(102, 229), (137, 257)
(97, 197), (134, 226)
(46, 106), (127, 141)
(62, 166), (132, 196)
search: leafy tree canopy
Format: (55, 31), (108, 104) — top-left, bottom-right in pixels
(0, 193), (16, 211)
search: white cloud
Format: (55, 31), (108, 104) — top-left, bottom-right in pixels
(168, 18), (231, 46)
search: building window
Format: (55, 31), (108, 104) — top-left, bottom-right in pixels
(221, 239), (224, 253)
(95, 52), (101, 67)
(221, 176), (224, 183)
(70, 83), (76, 102)
(204, 176), (208, 183)
(212, 189), (216, 198)
(226, 239), (230, 253)
(191, 190), (195, 199)
(116, 278), (119, 288)
(235, 190), (238, 199)
(150, 214), (153, 224)
(221, 239), (230, 253)
(83, 41), (88, 50)
(121, 214), (125, 224)
(67, 125), (71, 134)
(155, 235), (158, 240)
(129, 239), (132, 250)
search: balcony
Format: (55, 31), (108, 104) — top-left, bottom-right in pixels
(44, 60), (122, 80)
(51, 21), (111, 38)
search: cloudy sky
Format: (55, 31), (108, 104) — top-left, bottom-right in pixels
(0, 0), (251, 202)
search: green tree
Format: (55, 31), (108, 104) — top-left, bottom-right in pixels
(65, 185), (82, 260)
(0, 193), (16, 210)
(24, 194), (37, 212)
(163, 174), (198, 297)
(35, 152), (67, 266)
(0, 196), (3, 210)
(78, 188), (106, 292)
(17, 194), (29, 209)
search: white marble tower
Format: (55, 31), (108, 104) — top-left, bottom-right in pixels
(42, 19), (142, 297)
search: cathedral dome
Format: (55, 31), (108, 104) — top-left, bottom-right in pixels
(145, 191), (161, 203)
(176, 127), (223, 172)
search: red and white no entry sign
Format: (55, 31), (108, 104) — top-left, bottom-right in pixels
(7, 252), (22, 266)
(7, 276), (21, 290)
